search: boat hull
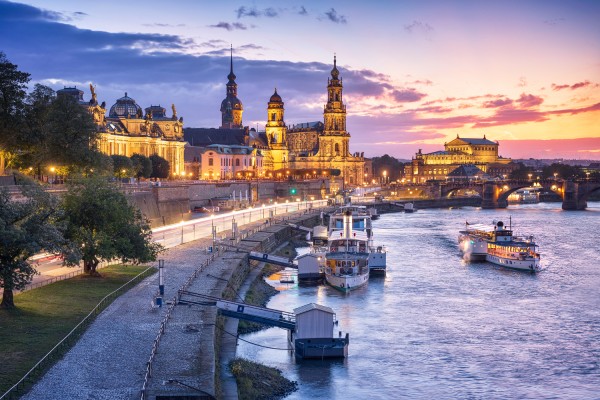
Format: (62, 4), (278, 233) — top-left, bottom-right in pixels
(458, 234), (488, 261)
(293, 337), (349, 359)
(486, 254), (541, 271)
(325, 272), (369, 292)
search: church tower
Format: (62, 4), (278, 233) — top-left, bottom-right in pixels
(319, 55), (350, 158)
(266, 88), (289, 171)
(220, 47), (243, 129)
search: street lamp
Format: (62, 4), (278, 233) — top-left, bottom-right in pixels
(382, 170), (387, 185)
(528, 173), (532, 182)
(586, 172), (590, 181)
(554, 172), (558, 181)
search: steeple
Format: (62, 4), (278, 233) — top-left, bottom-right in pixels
(331, 54), (339, 80)
(220, 45), (243, 129)
(227, 45), (236, 82)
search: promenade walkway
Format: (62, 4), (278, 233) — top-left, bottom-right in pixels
(20, 209), (321, 400)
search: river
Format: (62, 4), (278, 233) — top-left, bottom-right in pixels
(236, 202), (600, 399)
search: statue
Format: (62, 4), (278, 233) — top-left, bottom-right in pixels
(138, 108), (144, 119)
(171, 103), (177, 119)
(89, 83), (97, 105)
(100, 101), (106, 109)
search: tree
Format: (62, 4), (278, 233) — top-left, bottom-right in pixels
(508, 163), (534, 180)
(110, 155), (132, 178)
(61, 177), (162, 275)
(0, 52), (30, 155)
(371, 154), (403, 182)
(541, 163), (584, 180)
(150, 154), (170, 179)
(44, 94), (102, 172)
(0, 185), (77, 308)
(130, 154), (153, 179)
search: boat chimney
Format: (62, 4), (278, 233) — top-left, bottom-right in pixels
(343, 210), (352, 239)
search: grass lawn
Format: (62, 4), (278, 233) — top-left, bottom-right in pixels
(0, 264), (154, 394)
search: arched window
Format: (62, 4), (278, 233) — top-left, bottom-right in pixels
(334, 143), (340, 155)
(271, 112), (276, 121)
(236, 159), (240, 166)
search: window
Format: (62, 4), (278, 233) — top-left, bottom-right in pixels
(236, 159), (240, 166)
(208, 158), (213, 166)
(271, 112), (276, 121)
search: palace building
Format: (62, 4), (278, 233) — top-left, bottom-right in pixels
(184, 54), (366, 185)
(57, 86), (186, 176)
(404, 135), (514, 183)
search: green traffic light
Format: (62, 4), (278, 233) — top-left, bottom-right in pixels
(290, 188), (297, 195)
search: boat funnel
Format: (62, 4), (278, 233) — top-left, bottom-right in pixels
(343, 210), (352, 239)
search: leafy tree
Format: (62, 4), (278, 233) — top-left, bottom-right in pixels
(541, 163), (584, 180)
(371, 154), (403, 182)
(508, 163), (534, 180)
(44, 94), (102, 172)
(110, 155), (132, 178)
(61, 177), (162, 275)
(149, 154), (170, 179)
(130, 154), (153, 179)
(0, 185), (77, 308)
(0, 52), (30, 155)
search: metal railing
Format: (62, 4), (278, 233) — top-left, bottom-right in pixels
(0, 266), (156, 400)
(140, 251), (222, 400)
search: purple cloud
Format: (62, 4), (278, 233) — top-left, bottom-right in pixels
(324, 8), (347, 24)
(551, 80), (595, 91)
(208, 22), (248, 31)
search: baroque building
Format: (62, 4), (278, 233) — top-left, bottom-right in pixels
(57, 86), (186, 176)
(404, 135), (514, 183)
(185, 55), (366, 186)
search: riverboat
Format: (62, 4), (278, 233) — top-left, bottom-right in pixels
(327, 205), (386, 273)
(459, 220), (541, 271)
(325, 210), (370, 292)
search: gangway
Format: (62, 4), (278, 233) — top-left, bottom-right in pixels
(178, 290), (296, 330)
(287, 222), (312, 233)
(248, 251), (295, 268)
(212, 241), (296, 268)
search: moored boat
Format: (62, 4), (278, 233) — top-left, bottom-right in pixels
(325, 210), (370, 292)
(459, 220), (541, 272)
(327, 205), (386, 273)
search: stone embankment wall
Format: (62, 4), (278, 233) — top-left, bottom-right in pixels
(145, 211), (322, 399)
(129, 181), (329, 227)
(371, 197), (482, 214)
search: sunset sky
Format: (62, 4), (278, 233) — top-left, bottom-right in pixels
(1, 0), (599, 159)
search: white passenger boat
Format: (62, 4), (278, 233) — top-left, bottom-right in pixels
(327, 205), (386, 273)
(325, 210), (370, 292)
(459, 220), (541, 272)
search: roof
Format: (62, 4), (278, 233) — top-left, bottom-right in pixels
(426, 151), (452, 156)
(447, 137), (497, 146)
(447, 164), (486, 177)
(294, 303), (334, 315)
(296, 253), (319, 260)
(184, 127), (248, 147)
(289, 121), (324, 131)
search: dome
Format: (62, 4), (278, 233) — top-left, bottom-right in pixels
(269, 88), (282, 103)
(220, 96), (243, 111)
(145, 105), (166, 119)
(331, 55), (340, 79)
(109, 92), (142, 118)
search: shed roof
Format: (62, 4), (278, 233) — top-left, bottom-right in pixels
(294, 303), (334, 315)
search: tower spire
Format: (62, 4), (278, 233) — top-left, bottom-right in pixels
(331, 53), (339, 79)
(228, 45), (236, 82)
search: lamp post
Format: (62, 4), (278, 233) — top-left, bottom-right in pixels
(382, 170), (387, 185)
(528, 173), (532, 182)
(554, 172), (558, 181)
(49, 166), (56, 184)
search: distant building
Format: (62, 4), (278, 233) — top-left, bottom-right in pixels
(57, 86), (186, 176)
(405, 135), (514, 183)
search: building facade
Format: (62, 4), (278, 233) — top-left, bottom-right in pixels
(184, 55), (366, 186)
(405, 136), (513, 183)
(57, 86), (186, 176)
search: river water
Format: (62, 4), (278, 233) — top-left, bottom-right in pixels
(236, 202), (600, 399)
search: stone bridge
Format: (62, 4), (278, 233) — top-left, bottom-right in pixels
(418, 179), (600, 210)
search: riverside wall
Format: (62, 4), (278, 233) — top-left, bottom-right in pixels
(129, 180), (329, 227)
(146, 211), (322, 399)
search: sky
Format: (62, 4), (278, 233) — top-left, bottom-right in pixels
(1, 0), (599, 160)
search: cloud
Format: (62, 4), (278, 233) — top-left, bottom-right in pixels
(323, 8), (347, 24)
(551, 80), (595, 91)
(208, 21), (248, 31)
(404, 20), (433, 39)
(483, 98), (513, 108)
(517, 76), (527, 87)
(516, 93), (544, 108)
(199, 39), (228, 48)
(392, 88), (427, 102)
(543, 17), (565, 26)
(235, 6), (279, 19)
(298, 6), (308, 16)
(143, 22), (186, 28)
